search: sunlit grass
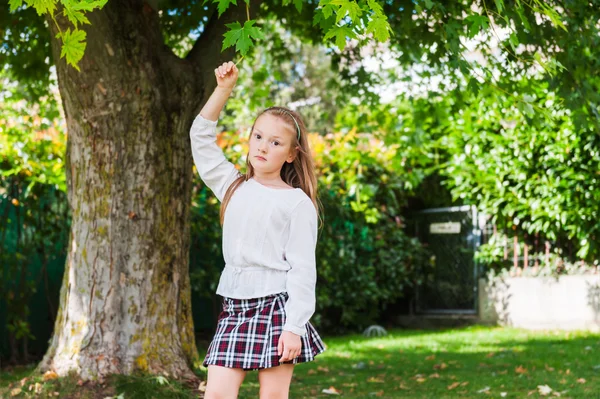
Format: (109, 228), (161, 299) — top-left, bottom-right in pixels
(233, 326), (600, 398)
(2, 326), (599, 398)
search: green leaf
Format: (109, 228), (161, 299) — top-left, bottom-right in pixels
(320, 0), (335, 19)
(508, 32), (519, 52)
(331, 0), (362, 23)
(366, 0), (382, 14)
(27, 0), (57, 15)
(494, 0), (504, 12)
(323, 25), (356, 51)
(9, 0), (23, 12)
(467, 77), (480, 97)
(465, 14), (488, 39)
(222, 20), (264, 56)
(69, 0), (108, 11)
(59, 28), (87, 71)
(283, 0), (302, 12)
(366, 13), (391, 42)
(213, 0), (237, 17)
(61, 0), (91, 26)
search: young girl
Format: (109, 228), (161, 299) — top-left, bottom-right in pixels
(190, 61), (325, 398)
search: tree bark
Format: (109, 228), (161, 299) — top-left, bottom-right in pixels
(37, 0), (246, 381)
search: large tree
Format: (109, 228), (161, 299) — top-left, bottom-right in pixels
(1, 0), (577, 381)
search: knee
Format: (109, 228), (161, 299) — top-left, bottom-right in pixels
(205, 383), (240, 399)
(259, 387), (289, 399)
(204, 388), (239, 399)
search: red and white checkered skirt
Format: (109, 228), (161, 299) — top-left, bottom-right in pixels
(203, 292), (326, 370)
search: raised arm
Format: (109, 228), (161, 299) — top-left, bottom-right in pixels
(200, 61), (238, 121)
(190, 61), (241, 202)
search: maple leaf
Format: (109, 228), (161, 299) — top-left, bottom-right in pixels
(323, 25), (356, 51)
(366, 13), (392, 42)
(58, 28), (87, 71)
(330, 0), (362, 23)
(208, 0), (238, 17)
(222, 20), (264, 56)
(28, 0), (56, 15)
(9, 0), (23, 12)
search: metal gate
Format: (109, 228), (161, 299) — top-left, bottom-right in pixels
(413, 205), (482, 314)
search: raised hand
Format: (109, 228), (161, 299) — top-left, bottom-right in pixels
(215, 61), (238, 90)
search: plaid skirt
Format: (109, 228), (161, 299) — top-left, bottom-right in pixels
(203, 292), (326, 370)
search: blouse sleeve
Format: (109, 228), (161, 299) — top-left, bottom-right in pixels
(283, 198), (318, 337)
(189, 114), (241, 202)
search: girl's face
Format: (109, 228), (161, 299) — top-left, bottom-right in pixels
(248, 113), (297, 173)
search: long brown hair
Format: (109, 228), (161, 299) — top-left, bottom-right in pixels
(219, 106), (322, 228)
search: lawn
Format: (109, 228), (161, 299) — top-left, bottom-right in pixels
(2, 326), (599, 398)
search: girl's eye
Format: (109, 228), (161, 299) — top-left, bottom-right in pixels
(255, 134), (261, 139)
(273, 141), (280, 146)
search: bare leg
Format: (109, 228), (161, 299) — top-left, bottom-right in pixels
(258, 364), (295, 399)
(204, 365), (247, 399)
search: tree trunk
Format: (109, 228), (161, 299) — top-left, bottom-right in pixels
(36, 0), (241, 381)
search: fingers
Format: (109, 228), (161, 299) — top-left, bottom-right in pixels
(277, 335), (283, 356)
(215, 61), (237, 79)
(278, 342), (301, 362)
(280, 349), (300, 362)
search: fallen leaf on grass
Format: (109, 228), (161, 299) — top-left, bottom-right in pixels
(369, 391), (385, 397)
(485, 352), (495, 358)
(367, 377), (384, 383)
(461, 382), (469, 386)
(307, 369), (316, 375)
(515, 365), (528, 374)
(198, 381), (206, 392)
(416, 377), (426, 383)
(317, 366), (330, 373)
(429, 373), (440, 378)
(322, 386), (341, 395)
(425, 355), (436, 361)
(545, 364), (555, 372)
(500, 393), (507, 397)
(43, 371), (59, 381)
(477, 386), (490, 393)
(538, 385), (553, 396)
(447, 382), (460, 390)
(10, 388), (22, 397)
(433, 362), (448, 370)
(576, 378), (586, 384)
(398, 383), (409, 390)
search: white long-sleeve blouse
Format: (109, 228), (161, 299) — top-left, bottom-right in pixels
(189, 114), (318, 336)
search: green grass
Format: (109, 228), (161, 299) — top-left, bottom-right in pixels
(2, 326), (600, 398)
